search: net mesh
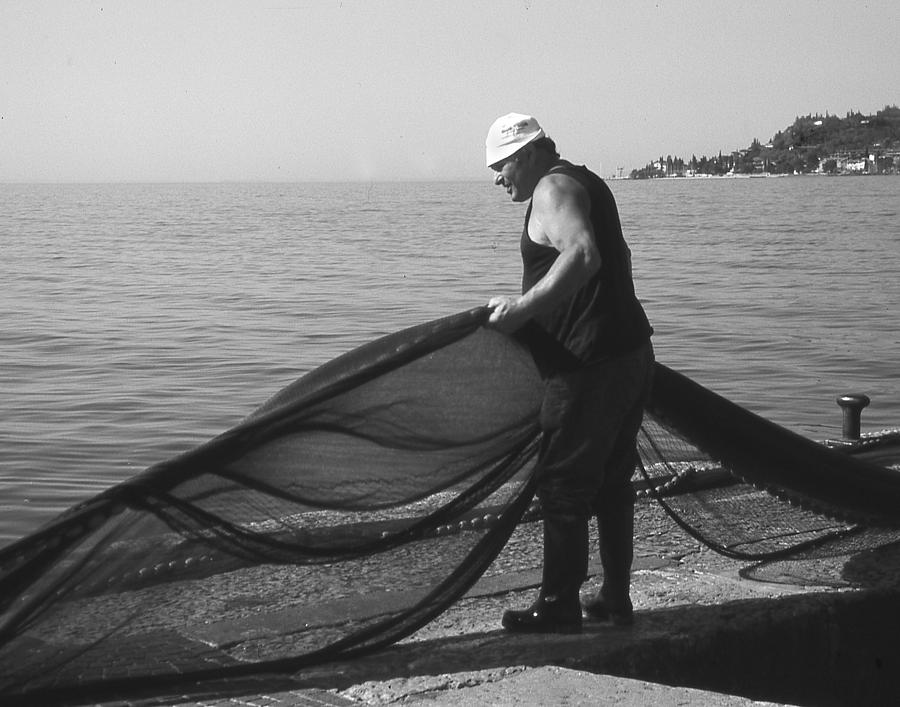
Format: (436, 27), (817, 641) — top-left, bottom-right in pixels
(1, 307), (898, 704)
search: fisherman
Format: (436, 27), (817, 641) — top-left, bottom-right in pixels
(484, 113), (654, 633)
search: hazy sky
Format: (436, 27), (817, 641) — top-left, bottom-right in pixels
(2, 1), (898, 182)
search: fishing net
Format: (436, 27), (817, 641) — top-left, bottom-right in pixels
(1, 307), (899, 705)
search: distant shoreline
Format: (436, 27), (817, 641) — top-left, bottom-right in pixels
(608, 172), (898, 181)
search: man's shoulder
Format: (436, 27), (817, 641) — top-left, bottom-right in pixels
(535, 164), (591, 207)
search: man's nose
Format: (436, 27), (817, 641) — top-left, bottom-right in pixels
(493, 172), (504, 186)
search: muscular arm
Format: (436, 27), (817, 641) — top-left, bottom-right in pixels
(488, 173), (601, 333)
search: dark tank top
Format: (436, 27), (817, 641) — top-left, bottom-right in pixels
(520, 164), (652, 372)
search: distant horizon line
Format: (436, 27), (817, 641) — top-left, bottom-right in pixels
(5, 173), (881, 186)
(1, 178), (498, 186)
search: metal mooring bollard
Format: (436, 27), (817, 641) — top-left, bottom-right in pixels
(836, 393), (870, 440)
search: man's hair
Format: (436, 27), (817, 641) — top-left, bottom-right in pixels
(530, 136), (559, 158)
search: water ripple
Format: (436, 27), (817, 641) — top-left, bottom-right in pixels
(0, 178), (897, 544)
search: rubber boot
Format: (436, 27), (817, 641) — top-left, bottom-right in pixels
(582, 498), (635, 626)
(502, 513), (587, 634)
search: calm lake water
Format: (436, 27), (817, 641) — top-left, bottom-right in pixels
(1, 176), (898, 545)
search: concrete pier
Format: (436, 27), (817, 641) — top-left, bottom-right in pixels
(150, 474), (900, 707)
(23, 429), (898, 707)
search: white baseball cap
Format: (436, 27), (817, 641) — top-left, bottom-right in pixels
(485, 113), (545, 167)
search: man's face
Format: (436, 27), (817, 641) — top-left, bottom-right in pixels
(490, 149), (535, 202)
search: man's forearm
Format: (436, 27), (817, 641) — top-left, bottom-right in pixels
(517, 244), (600, 319)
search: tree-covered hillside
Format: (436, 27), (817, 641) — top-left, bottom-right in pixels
(630, 105), (900, 178)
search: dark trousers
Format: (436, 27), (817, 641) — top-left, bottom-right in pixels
(534, 341), (654, 604)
